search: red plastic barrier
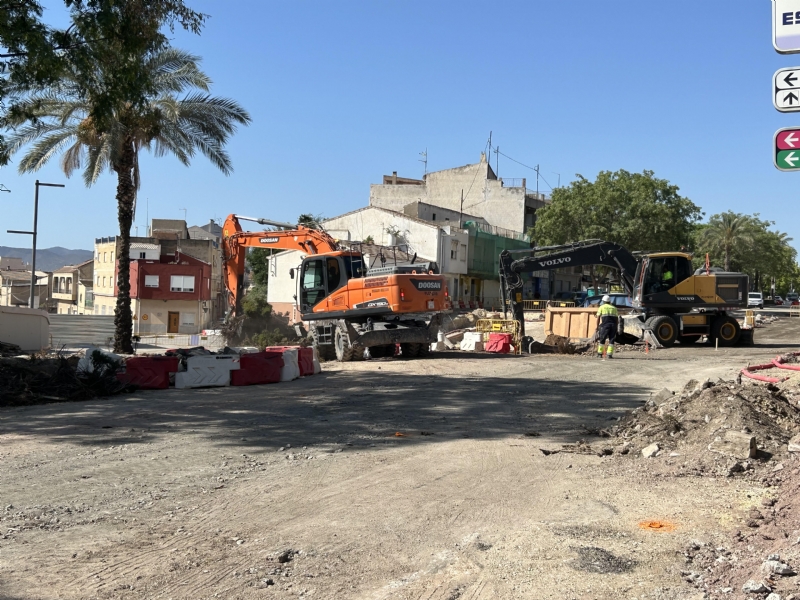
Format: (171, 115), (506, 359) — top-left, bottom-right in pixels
(485, 332), (512, 354)
(117, 356), (179, 389)
(231, 351), (284, 386)
(265, 346), (315, 376)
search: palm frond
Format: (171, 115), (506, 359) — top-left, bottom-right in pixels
(17, 130), (79, 174)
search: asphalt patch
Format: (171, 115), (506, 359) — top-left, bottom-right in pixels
(570, 546), (637, 574)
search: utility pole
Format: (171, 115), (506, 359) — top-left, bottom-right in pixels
(460, 189), (464, 228)
(535, 164), (540, 196)
(419, 148), (428, 178)
(495, 146), (499, 177)
(7, 180), (65, 308)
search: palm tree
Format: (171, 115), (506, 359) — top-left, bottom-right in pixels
(698, 212), (753, 271)
(5, 49), (250, 352)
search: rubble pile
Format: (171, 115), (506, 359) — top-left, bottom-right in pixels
(0, 351), (129, 407)
(614, 378), (800, 476)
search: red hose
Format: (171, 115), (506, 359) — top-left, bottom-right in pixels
(741, 368), (787, 383)
(772, 358), (800, 371)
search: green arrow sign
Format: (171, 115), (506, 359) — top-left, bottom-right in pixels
(777, 149), (800, 169)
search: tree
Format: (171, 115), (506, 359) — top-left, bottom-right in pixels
(696, 212), (752, 271)
(247, 248), (271, 288)
(5, 48), (250, 352)
(298, 213), (324, 229)
(694, 212), (797, 292)
(1, 0), (207, 166)
(534, 169), (702, 292)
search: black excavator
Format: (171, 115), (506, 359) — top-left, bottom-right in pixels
(499, 240), (750, 348)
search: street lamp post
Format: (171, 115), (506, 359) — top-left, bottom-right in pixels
(7, 180), (65, 308)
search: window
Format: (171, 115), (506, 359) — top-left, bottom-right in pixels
(144, 275), (159, 288)
(95, 275), (99, 286)
(450, 240), (458, 260)
(432, 213), (437, 221)
(66, 279), (72, 294)
(181, 312), (196, 326)
(459, 244), (467, 262)
(170, 275), (195, 292)
(326, 258), (341, 292)
(300, 258), (326, 309)
(139, 252), (146, 259)
(101, 305), (106, 315)
(103, 252), (107, 262)
(111, 251), (114, 262)
(102, 276), (107, 287)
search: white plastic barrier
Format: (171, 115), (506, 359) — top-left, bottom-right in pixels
(279, 348), (300, 382)
(0, 306), (50, 352)
(312, 347), (322, 375)
(175, 355), (240, 389)
(460, 331), (484, 352)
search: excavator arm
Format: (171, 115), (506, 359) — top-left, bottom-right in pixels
(221, 214), (340, 316)
(499, 240), (640, 336)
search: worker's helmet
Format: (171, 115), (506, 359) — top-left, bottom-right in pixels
(602, 294), (611, 303)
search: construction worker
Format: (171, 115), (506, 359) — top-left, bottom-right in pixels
(596, 295), (619, 359)
(662, 266), (674, 289)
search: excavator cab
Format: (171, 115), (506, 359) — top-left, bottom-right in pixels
(634, 253), (694, 306)
(297, 252), (364, 312)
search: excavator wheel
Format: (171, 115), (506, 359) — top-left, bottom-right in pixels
(417, 343), (431, 358)
(334, 321), (362, 362)
(400, 343), (421, 358)
(310, 329), (337, 361)
(712, 315), (741, 347)
(647, 315), (678, 348)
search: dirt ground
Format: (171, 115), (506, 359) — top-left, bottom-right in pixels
(2, 317), (800, 600)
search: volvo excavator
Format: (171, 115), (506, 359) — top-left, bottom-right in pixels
(222, 214), (449, 361)
(499, 240), (750, 348)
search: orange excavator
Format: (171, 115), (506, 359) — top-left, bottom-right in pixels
(222, 214), (449, 361)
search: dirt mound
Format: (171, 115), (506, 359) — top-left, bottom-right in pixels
(613, 378), (800, 475)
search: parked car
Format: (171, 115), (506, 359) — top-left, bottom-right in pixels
(748, 292), (763, 309)
(787, 292), (799, 305)
(581, 294), (633, 309)
(773, 295), (784, 306)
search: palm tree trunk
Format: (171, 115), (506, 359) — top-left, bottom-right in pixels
(724, 245), (731, 272)
(112, 139), (136, 354)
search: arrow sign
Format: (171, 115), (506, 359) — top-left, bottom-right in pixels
(775, 127), (800, 170)
(774, 68), (800, 112)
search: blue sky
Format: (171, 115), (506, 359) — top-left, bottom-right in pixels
(1, 0), (797, 251)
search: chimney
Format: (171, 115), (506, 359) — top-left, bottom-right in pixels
(392, 171), (397, 185)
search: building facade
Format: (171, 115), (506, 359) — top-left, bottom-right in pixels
(93, 219), (224, 330)
(0, 271), (49, 308)
(50, 260), (94, 314)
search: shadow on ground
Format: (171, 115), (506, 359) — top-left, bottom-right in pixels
(0, 354), (650, 452)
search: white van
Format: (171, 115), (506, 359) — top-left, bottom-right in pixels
(747, 292), (763, 309)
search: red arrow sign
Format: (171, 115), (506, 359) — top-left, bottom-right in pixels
(777, 129), (800, 149)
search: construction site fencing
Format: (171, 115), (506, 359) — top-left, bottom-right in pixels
(136, 333), (227, 351)
(791, 306), (800, 318)
(475, 319), (522, 354)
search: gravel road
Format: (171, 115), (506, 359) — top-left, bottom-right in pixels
(1, 318), (799, 600)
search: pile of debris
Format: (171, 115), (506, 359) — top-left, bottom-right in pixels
(0, 350), (129, 407)
(612, 378), (800, 477)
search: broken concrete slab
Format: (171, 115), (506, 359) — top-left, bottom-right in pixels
(708, 430), (757, 460)
(642, 443), (660, 458)
(788, 434), (800, 453)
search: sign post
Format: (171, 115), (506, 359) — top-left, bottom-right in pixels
(774, 127), (800, 170)
(774, 0), (800, 54)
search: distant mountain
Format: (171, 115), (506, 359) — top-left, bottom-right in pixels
(0, 246), (93, 272)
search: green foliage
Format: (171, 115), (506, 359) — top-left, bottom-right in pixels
(241, 285), (272, 319)
(248, 328), (288, 348)
(693, 211), (797, 293)
(247, 248), (271, 288)
(534, 169), (702, 251)
(298, 213), (324, 228)
(363, 235), (374, 245)
(0, 0), (207, 166)
(4, 43), (250, 353)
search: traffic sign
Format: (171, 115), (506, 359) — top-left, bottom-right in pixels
(774, 67), (800, 111)
(774, 127), (800, 170)
(774, 0), (800, 54)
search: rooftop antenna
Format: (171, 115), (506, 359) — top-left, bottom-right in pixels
(419, 148), (428, 178)
(179, 207), (187, 221)
(534, 164), (540, 196)
(553, 172), (561, 189)
(0, 184), (10, 193)
(146, 197), (150, 236)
